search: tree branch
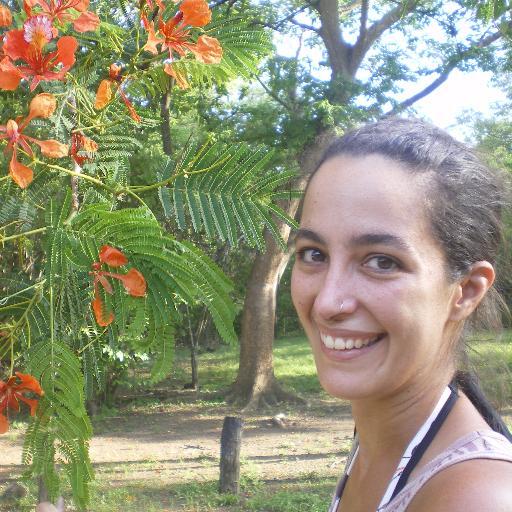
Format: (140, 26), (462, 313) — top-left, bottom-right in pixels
(350, 0), (420, 74)
(254, 75), (294, 111)
(289, 18), (319, 33)
(316, 0), (352, 78)
(359, 0), (370, 42)
(385, 26), (505, 116)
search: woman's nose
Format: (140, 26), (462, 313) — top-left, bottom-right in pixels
(313, 268), (357, 320)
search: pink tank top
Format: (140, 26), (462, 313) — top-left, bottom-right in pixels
(381, 430), (512, 511)
(329, 430), (512, 511)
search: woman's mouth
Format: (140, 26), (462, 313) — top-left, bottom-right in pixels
(320, 332), (386, 351)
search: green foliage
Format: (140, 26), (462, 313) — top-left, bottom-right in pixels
(157, 141), (299, 250)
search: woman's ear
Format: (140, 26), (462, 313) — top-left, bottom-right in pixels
(449, 261), (495, 322)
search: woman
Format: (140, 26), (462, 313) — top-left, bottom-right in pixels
(291, 118), (512, 511)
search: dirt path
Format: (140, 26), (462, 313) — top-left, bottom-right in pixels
(0, 394), (354, 491)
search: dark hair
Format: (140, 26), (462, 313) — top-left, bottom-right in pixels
(312, 117), (511, 439)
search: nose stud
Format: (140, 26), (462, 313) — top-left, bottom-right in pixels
(339, 300), (344, 313)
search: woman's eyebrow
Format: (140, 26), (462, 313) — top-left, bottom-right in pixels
(293, 229), (325, 245)
(350, 233), (411, 251)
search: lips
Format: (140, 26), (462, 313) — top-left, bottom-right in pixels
(320, 332), (385, 351)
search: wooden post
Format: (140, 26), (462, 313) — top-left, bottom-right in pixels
(219, 416), (243, 494)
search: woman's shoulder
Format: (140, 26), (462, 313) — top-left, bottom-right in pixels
(407, 456), (512, 512)
(386, 430), (512, 512)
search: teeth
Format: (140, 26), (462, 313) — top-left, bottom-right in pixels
(324, 335), (334, 349)
(334, 338), (345, 349)
(321, 333), (382, 351)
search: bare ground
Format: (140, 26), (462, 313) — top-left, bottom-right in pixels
(0, 390), (355, 507)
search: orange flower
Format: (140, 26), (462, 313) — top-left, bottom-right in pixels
(70, 132), (98, 166)
(141, 5), (222, 72)
(94, 65), (141, 123)
(24, 0), (100, 33)
(90, 246), (147, 326)
(0, 5), (12, 27)
(94, 79), (113, 109)
(179, 0), (211, 27)
(0, 372), (44, 434)
(91, 294), (114, 327)
(0, 57), (23, 91)
(2, 18), (78, 91)
(28, 92), (57, 119)
(117, 268), (147, 297)
(164, 63), (189, 89)
(99, 245), (128, 267)
(0, 93), (68, 188)
(192, 35), (222, 64)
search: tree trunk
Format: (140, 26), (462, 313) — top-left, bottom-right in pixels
(227, 130), (335, 409)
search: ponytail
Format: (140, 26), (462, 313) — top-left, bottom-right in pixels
(454, 369), (512, 442)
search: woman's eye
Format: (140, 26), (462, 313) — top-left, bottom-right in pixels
(363, 255), (400, 272)
(297, 248), (325, 264)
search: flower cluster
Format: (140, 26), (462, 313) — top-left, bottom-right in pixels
(0, 93), (68, 188)
(94, 64), (142, 123)
(141, 0), (223, 89)
(90, 245), (147, 327)
(0, 1), (99, 92)
(0, 372), (44, 434)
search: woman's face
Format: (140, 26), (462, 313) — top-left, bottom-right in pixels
(291, 154), (461, 401)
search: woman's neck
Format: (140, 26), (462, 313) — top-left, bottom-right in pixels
(350, 377), (450, 474)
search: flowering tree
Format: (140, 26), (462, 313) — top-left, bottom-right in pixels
(0, 0), (296, 507)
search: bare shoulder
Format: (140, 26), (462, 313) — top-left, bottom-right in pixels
(407, 459), (512, 512)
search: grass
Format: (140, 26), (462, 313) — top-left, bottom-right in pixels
(3, 332), (512, 511)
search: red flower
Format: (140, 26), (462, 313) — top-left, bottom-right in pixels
(94, 64), (141, 123)
(1, 17), (78, 91)
(24, 0), (100, 33)
(0, 93), (68, 188)
(191, 35), (222, 64)
(99, 245), (128, 267)
(117, 268), (147, 297)
(91, 293), (114, 327)
(0, 372), (43, 434)
(141, 1), (222, 77)
(90, 246), (147, 326)
(179, 0), (211, 27)
(70, 132), (98, 166)
(0, 4), (13, 27)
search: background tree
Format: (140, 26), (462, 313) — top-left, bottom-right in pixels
(227, 0), (512, 408)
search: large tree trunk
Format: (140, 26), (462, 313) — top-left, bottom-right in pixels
(227, 130), (334, 409)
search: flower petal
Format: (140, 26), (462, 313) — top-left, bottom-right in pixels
(0, 57), (22, 91)
(180, 0), (211, 27)
(118, 89), (141, 123)
(0, 5), (12, 27)
(28, 93), (57, 119)
(33, 139), (69, 158)
(3, 29), (29, 61)
(96, 274), (113, 294)
(13, 372), (43, 396)
(192, 35), (222, 64)
(16, 395), (39, 416)
(143, 20), (163, 55)
(9, 154), (34, 189)
(164, 63), (189, 89)
(118, 268), (147, 297)
(94, 79), (113, 109)
(73, 11), (100, 32)
(56, 35), (78, 70)
(92, 295), (114, 327)
(0, 414), (8, 434)
(99, 245), (128, 267)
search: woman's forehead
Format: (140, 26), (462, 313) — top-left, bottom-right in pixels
(301, 154), (434, 244)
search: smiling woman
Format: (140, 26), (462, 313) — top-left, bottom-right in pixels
(291, 118), (512, 512)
